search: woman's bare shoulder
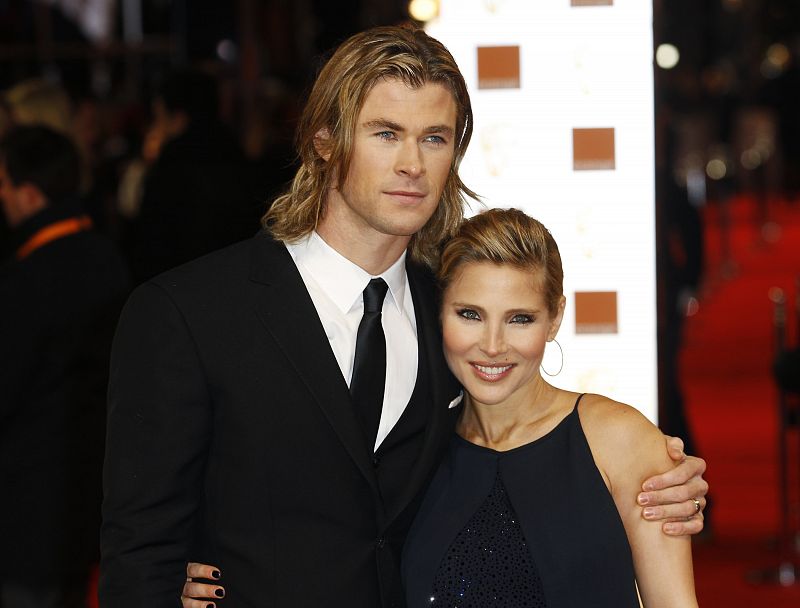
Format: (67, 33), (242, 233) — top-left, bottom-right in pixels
(577, 393), (657, 436)
(577, 393), (670, 484)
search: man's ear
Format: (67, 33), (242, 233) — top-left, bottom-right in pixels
(19, 183), (47, 210)
(313, 127), (332, 162)
(5, 182), (48, 226)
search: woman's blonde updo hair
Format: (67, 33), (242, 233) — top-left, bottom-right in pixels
(437, 208), (564, 317)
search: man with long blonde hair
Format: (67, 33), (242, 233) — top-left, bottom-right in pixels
(101, 26), (707, 607)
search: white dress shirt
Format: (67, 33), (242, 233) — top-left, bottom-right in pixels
(286, 232), (419, 450)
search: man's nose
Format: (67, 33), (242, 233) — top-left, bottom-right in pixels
(395, 140), (425, 178)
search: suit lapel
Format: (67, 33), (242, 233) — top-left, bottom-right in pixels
(248, 233), (378, 494)
(385, 261), (461, 526)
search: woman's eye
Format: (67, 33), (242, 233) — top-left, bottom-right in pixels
(457, 308), (480, 321)
(510, 314), (533, 324)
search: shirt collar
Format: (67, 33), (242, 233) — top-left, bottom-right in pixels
(287, 232), (408, 315)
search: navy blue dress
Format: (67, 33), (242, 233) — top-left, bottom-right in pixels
(402, 396), (640, 607)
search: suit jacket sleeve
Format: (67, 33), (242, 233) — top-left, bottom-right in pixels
(100, 281), (211, 606)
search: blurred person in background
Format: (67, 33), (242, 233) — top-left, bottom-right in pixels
(243, 86), (301, 210)
(774, 347), (800, 394)
(0, 78), (116, 244)
(1, 79), (76, 260)
(0, 126), (130, 608)
(126, 67), (260, 283)
(3, 78), (73, 136)
(657, 112), (705, 464)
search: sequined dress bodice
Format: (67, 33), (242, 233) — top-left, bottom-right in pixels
(429, 472), (546, 607)
(402, 397), (640, 608)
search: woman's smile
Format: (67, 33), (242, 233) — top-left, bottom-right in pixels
(470, 362), (515, 382)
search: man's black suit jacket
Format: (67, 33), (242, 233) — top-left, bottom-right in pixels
(100, 232), (461, 607)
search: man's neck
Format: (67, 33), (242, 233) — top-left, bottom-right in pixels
(316, 220), (410, 276)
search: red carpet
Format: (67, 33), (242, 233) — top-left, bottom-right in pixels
(681, 195), (800, 606)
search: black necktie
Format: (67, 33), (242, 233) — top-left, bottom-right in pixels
(350, 278), (389, 448)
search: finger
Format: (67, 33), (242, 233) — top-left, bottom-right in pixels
(664, 434), (685, 462)
(183, 581), (226, 600)
(641, 497), (707, 522)
(639, 474), (709, 507)
(187, 562), (222, 581)
(662, 511), (705, 536)
(180, 597), (216, 608)
(642, 455), (707, 492)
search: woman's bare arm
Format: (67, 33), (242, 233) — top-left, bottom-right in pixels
(580, 396), (698, 607)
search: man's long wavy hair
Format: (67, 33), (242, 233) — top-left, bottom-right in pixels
(263, 25), (476, 268)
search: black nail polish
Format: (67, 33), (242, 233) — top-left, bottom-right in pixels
(206, 604), (214, 608)
(212, 570), (221, 580)
(215, 588), (225, 598)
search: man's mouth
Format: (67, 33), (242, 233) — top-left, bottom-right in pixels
(385, 190), (426, 199)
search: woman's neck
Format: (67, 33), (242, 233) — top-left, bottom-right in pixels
(457, 379), (567, 451)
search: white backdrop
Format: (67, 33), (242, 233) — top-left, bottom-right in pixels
(427, 0), (658, 421)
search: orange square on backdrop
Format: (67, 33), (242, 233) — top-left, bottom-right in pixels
(574, 291), (618, 334)
(573, 127), (616, 170)
(477, 46), (521, 89)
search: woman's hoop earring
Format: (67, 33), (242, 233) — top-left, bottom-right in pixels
(541, 338), (563, 377)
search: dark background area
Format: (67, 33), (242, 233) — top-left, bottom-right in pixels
(1, 0), (798, 234)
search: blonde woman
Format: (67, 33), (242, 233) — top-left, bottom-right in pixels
(401, 208), (697, 606)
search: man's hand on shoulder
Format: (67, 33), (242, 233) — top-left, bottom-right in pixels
(638, 435), (708, 536)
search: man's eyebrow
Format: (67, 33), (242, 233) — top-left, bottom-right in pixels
(363, 119), (404, 131)
(423, 125), (454, 137)
(361, 119), (455, 137)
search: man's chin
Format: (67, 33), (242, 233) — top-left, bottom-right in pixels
(383, 212), (438, 238)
